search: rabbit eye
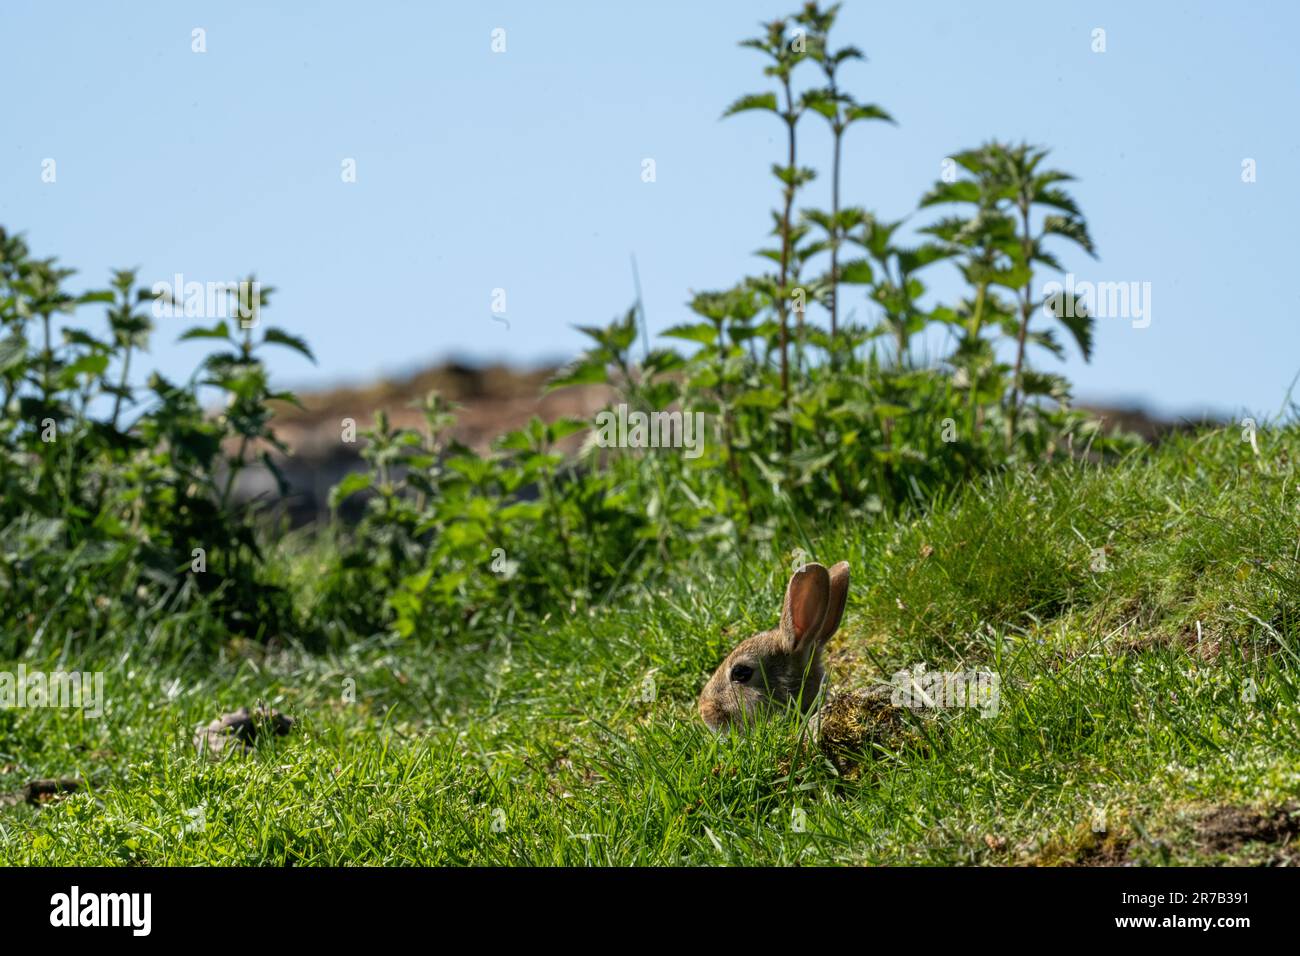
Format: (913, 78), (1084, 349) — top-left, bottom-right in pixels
(729, 664), (754, 683)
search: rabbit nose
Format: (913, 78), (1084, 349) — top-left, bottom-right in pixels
(699, 698), (729, 732)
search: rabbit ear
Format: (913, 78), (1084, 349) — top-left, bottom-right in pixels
(813, 562), (850, 646)
(779, 563), (830, 653)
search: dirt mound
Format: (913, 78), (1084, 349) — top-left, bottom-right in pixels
(1195, 803), (1300, 862)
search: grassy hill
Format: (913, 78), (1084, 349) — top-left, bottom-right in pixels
(3, 424), (1297, 865)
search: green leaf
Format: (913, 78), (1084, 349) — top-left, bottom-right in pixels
(643, 348), (686, 376)
(64, 353), (110, 378)
(1036, 186), (1082, 218)
(662, 322), (718, 345)
(262, 327), (316, 363)
(722, 92), (779, 117)
(497, 429), (533, 452)
(607, 308), (639, 352)
(897, 243), (952, 273)
(845, 103), (894, 124)
(548, 417), (589, 442)
(0, 335), (27, 373)
(546, 357), (608, 390)
(1021, 370), (1071, 400)
(1042, 215), (1096, 256)
(801, 88), (839, 120)
(919, 181), (981, 207)
(1054, 308), (1094, 362)
(836, 258), (874, 284)
(1027, 328), (1065, 360)
(734, 387), (784, 409)
(178, 321), (231, 342)
(267, 390), (306, 410)
(498, 501), (546, 523)
(260, 450), (290, 496)
(329, 471), (373, 508)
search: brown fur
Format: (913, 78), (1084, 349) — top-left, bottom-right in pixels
(698, 561), (850, 732)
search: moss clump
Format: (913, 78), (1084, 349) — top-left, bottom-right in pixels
(816, 687), (922, 778)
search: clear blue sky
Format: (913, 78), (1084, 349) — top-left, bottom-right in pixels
(3, 0), (1296, 419)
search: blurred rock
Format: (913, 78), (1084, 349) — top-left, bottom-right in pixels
(228, 362), (613, 524)
(194, 705), (295, 759)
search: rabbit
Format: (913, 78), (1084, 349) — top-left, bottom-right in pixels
(698, 560), (850, 733)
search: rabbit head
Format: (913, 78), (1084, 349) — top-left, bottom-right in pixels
(698, 561), (850, 733)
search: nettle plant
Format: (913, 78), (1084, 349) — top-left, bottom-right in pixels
(0, 2), (1126, 651)
(551, 2), (1116, 541)
(921, 142), (1099, 454)
(0, 227), (311, 652)
(322, 389), (647, 641)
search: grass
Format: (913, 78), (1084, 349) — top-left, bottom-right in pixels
(2, 424), (1299, 865)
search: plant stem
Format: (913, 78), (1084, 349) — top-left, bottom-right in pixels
(830, 126), (842, 343)
(778, 72), (796, 452)
(717, 326), (751, 526)
(1007, 200), (1034, 451)
(966, 280), (987, 438)
(111, 342), (132, 431)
